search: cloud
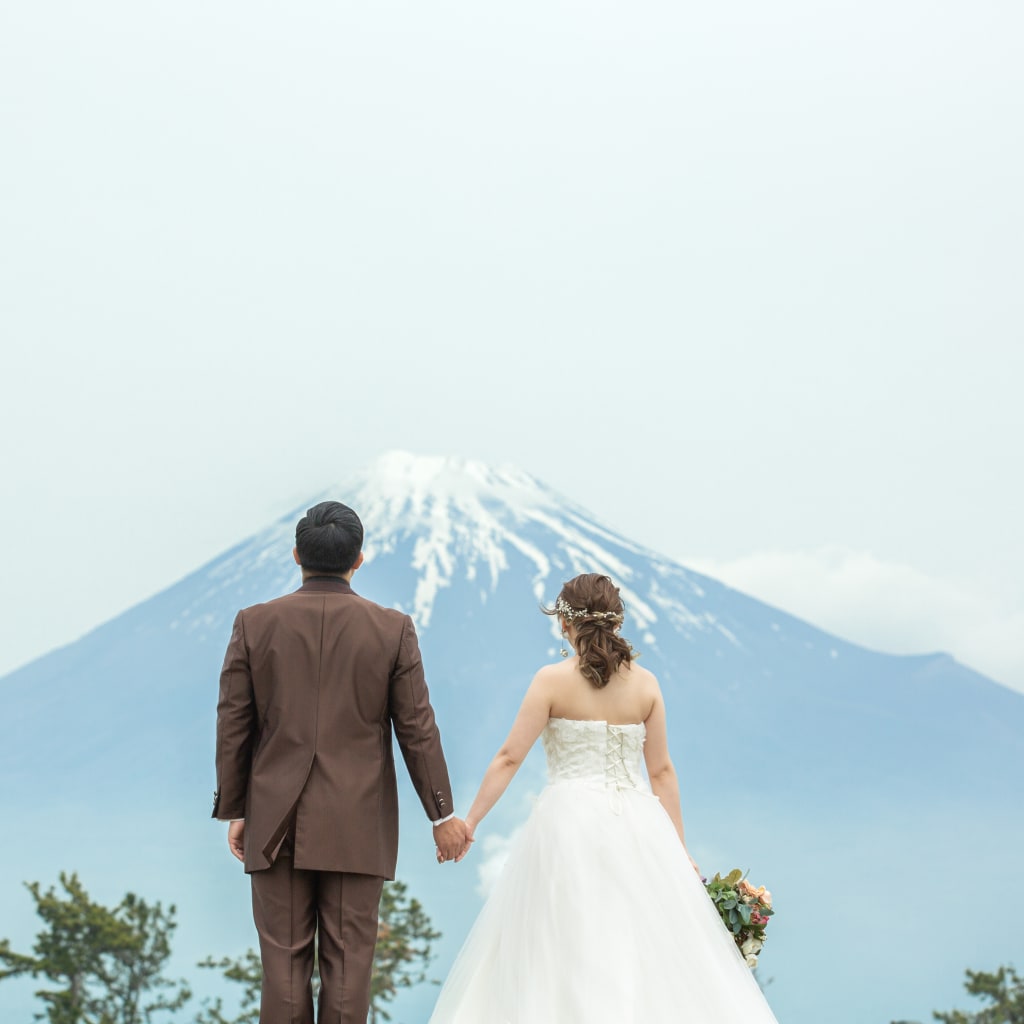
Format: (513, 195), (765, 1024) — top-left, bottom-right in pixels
(683, 547), (1024, 694)
(475, 826), (523, 898)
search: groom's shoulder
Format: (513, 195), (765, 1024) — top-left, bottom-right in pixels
(235, 591), (294, 615)
(229, 590), (322, 624)
(260, 589), (409, 621)
(232, 590), (411, 633)
(347, 593), (411, 627)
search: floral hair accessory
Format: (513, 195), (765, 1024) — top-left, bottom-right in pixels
(555, 596), (624, 624)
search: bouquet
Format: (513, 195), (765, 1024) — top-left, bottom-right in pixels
(703, 868), (774, 968)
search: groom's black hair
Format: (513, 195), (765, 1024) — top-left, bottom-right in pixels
(295, 501), (363, 574)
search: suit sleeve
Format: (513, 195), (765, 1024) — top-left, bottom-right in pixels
(212, 611), (256, 820)
(389, 615), (454, 823)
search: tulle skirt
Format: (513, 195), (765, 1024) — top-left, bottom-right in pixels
(429, 779), (779, 1023)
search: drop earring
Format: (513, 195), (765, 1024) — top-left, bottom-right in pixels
(560, 626), (570, 658)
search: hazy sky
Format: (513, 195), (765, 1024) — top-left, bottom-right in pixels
(2, 1), (1021, 690)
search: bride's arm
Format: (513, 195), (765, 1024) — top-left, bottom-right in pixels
(644, 685), (700, 873)
(456, 668), (555, 859)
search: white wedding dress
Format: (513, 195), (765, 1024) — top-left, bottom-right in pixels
(429, 717), (780, 1023)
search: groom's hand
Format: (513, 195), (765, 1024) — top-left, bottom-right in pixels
(433, 818), (468, 863)
(227, 820), (245, 863)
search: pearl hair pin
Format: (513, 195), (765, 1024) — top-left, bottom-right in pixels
(555, 596), (624, 624)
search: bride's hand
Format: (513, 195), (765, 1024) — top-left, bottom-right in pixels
(454, 822), (476, 863)
(688, 853), (701, 877)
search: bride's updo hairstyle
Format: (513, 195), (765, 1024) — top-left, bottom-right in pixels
(545, 573), (634, 688)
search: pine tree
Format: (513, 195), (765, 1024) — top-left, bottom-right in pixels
(892, 965), (1024, 1024)
(369, 880), (442, 1023)
(194, 950), (261, 1024)
(932, 966), (1024, 1024)
(0, 872), (190, 1024)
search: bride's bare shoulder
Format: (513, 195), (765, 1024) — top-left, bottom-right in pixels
(523, 660), (576, 705)
(623, 659), (658, 684)
(622, 660), (662, 700)
(533, 659), (578, 681)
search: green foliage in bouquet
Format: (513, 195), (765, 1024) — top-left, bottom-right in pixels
(704, 868), (774, 968)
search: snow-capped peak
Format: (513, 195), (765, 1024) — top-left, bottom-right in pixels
(340, 452), (618, 627)
(187, 451), (714, 645)
(343, 451), (562, 531)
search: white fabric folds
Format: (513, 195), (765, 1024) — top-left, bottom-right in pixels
(429, 718), (780, 1023)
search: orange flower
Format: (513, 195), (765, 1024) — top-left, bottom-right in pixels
(739, 879), (772, 908)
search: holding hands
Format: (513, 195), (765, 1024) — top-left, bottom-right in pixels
(433, 817), (472, 864)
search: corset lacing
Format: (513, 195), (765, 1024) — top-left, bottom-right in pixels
(605, 727), (637, 814)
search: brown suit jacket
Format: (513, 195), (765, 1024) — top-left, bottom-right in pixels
(212, 577), (454, 877)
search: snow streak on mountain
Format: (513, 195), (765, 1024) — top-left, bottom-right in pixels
(1, 451), (1022, 1024)
(175, 451), (751, 662)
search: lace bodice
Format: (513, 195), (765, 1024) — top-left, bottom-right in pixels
(542, 717), (649, 793)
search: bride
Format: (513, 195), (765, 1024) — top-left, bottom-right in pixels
(429, 572), (780, 1023)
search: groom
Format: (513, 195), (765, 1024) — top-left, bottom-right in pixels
(213, 500), (467, 1024)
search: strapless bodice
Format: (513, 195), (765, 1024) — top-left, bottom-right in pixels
(542, 717), (649, 793)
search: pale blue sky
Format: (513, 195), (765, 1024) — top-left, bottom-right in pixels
(1, 0), (1021, 689)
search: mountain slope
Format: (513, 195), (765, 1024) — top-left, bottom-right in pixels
(1, 451), (1021, 1024)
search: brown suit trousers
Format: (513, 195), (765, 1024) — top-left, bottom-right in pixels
(251, 837), (384, 1024)
(213, 576), (454, 1024)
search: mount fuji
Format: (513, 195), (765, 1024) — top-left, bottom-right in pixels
(1, 452), (1021, 1024)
